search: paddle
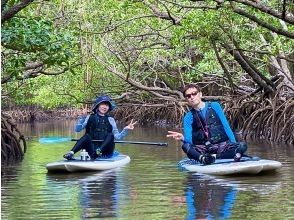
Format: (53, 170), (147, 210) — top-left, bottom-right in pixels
(39, 137), (72, 144)
(71, 138), (168, 146)
(39, 137), (168, 147)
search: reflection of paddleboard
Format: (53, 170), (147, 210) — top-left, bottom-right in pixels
(46, 152), (130, 173)
(178, 157), (282, 176)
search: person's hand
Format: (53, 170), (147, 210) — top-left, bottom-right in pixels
(166, 131), (184, 141)
(125, 119), (137, 130)
(81, 108), (89, 116)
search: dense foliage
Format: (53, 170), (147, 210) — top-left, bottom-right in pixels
(2, 0), (293, 109)
(1, 0), (293, 144)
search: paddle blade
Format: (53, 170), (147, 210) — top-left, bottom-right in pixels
(39, 137), (71, 144)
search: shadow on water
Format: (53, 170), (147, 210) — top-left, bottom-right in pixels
(46, 168), (120, 182)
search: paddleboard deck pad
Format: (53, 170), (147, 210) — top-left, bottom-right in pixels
(47, 152), (130, 173)
(178, 156), (282, 175)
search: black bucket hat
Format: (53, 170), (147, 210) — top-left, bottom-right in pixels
(92, 95), (116, 113)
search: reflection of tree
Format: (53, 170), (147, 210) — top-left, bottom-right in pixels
(184, 174), (237, 220)
(1, 161), (22, 184)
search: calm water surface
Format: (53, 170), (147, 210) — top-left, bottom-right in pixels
(1, 120), (293, 220)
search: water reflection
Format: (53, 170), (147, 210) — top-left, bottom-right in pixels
(181, 174), (237, 220)
(212, 172), (283, 193)
(1, 121), (293, 219)
(20, 120), (79, 140)
(46, 169), (128, 219)
(181, 171), (284, 220)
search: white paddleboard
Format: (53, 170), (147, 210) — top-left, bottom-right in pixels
(46, 153), (130, 173)
(178, 157), (282, 176)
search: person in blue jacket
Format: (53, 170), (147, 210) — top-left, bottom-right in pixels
(167, 83), (247, 165)
(63, 95), (137, 160)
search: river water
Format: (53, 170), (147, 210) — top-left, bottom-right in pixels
(1, 120), (293, 220)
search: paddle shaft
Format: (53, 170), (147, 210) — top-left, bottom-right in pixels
(71, 138), (167, 146)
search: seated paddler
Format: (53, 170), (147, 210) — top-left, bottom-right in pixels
(167, 83), (247, 165)
(63, 95), (137, 160)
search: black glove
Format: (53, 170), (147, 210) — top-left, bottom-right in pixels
(199, 153), (216, 165)
(205, 141), (213, 153)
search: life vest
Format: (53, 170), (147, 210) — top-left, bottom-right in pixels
(85, 114), (113, 140)
(191, 103), (229, 145)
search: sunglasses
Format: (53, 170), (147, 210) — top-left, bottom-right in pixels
(185, 91), (199, 99)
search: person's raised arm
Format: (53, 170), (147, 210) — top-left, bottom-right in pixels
(167, 112), (193, 143)
(75, 115), (90, 132)
(109, 118), (137, 140)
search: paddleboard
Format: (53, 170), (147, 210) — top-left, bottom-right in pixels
(46, 152), (130, 173)
(178, 157), (282, 176)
